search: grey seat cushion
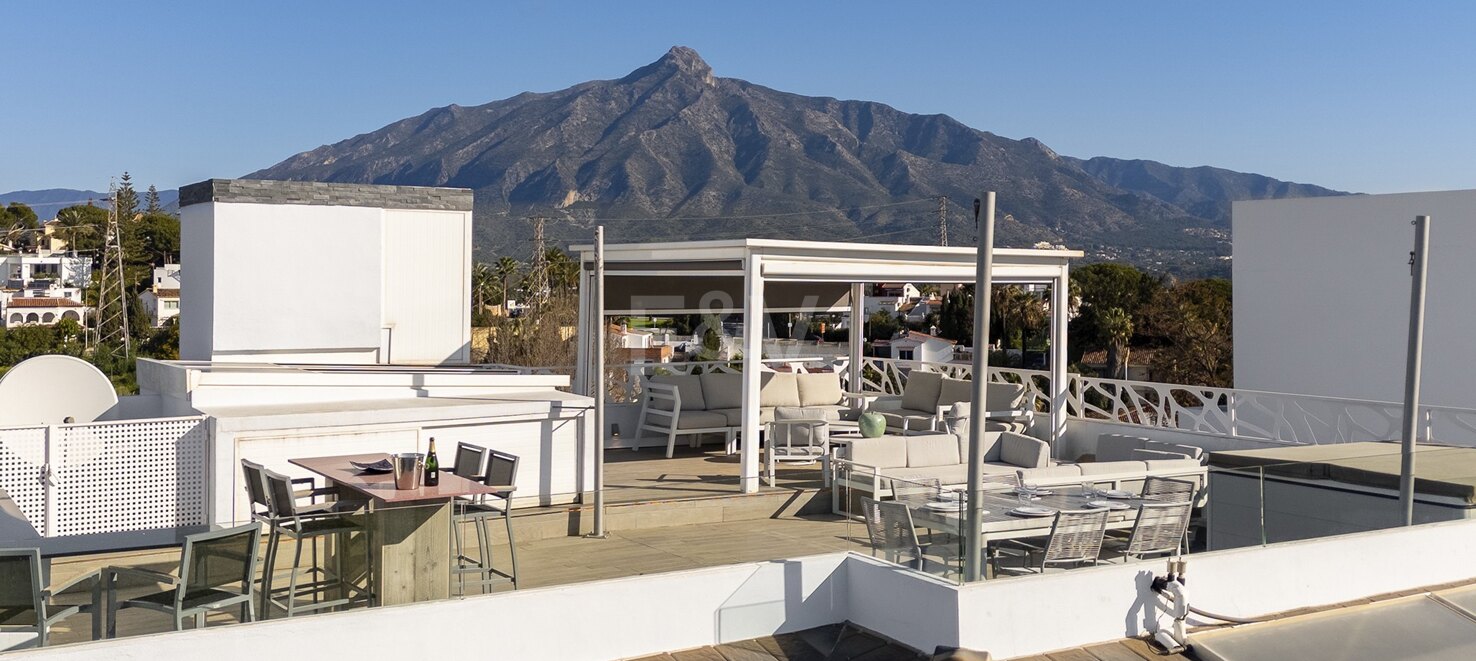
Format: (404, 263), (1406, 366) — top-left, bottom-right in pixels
(905, 433), (962, 468)
(759, 372), (802, 408)
(938, 377), (973, 410)
(880, 409), (937, 431)
(847, 436), (909, 469)
(795, 372), (845, 407)
(710, 408), (775, 426)
(699, 372), (744, 410)
(885, 464), (969, 487)
(649, 374), (707, 411)
(776, 404), (850, 423)
(675, 410), (730, 430)
(999, 432), (1049, 468)
(900, 371), (944, 413)
(1096, 433), (1150, 462)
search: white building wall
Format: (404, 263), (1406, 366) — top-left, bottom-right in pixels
(380, 209), (471, 364)
(181, 196), (473, 365)
(1234, 191), (1476, 406)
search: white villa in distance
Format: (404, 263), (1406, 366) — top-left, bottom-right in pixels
(0, 250), (92, 328)
(138, 263), (181, 328)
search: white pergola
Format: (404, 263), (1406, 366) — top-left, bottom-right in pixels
(572, 238), (1081, 493)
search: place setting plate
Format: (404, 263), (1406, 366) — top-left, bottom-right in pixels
(1008, 505), (1057, 517)
(1085, 499), (1132, 511)
(1098, 489), (1134, 499)
(923, 500), (965, 511)
(350, 458), (394, 474)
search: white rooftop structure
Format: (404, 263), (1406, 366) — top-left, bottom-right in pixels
(178, 179), (475, 365)
(572, 238), (1081, 492)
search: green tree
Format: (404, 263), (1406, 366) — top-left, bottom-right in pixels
(2, 203), (40, 251)
(865, 310), (900, 342)
(135, 211), (180, 265)
(1098, 307), (1133, 379)
(1142, 278), (1233, 387)
(1069, 262), (1161, 363)
(115, 172), (139, 222)
(544, 247), (579, 292)
(493, 256), (521, 308)
(145, 185), (163, 214)
(937, 287), (973, 344)
(53, 204), (107, 252)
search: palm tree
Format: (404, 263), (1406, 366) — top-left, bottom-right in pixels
(1099, 306), (1133, 380)
(470, 262), (496, 321)
(544, 247), (579, 293)
(493, 256), (521, 310)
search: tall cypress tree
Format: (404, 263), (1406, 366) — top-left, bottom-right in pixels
(145, 185), (162, 214)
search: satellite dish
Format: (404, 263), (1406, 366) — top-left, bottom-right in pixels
(0, 355), (118, 427)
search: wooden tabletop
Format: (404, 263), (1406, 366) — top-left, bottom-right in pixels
(289, 453), (516, 504)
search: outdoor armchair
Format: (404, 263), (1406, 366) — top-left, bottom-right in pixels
(105, 523), (260, 637)
(0, 548), (103, 647)
(996, 508), (1109, 574)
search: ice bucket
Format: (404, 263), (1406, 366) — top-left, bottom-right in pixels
(392, 453), (424, 490)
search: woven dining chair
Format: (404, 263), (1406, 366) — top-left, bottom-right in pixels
(891, 477), (942, 503)
(1141, 476), (1197, 503)
(870, 500), (960, 578)
(1108, 501), (1193, 562)
(999, 508), (1109, 573)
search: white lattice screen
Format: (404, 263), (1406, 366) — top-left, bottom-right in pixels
(50, 417), (209, 536)
(0, 426), (49, 536)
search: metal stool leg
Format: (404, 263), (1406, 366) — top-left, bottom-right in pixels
(504, 508), (519, 589)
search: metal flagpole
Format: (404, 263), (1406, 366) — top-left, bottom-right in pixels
(964, 192), (996, 582)
(591, 226), (608, 537)
(1399, 215), (1430, 526)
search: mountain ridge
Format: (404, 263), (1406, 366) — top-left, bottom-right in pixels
(248, 47), (1351, 275)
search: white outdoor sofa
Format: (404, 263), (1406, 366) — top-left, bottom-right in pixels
(636, 370), (864, 457)
(831, 430), (1053, 514)
(868, 371), (1033, 434)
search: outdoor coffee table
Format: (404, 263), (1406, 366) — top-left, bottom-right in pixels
(290, 453), (515, 606)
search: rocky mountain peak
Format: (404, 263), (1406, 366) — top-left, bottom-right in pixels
(621, 45), (715, 86)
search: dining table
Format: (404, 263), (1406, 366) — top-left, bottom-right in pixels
(289, 453), (515, 606)
(904, 485), (1153, 574)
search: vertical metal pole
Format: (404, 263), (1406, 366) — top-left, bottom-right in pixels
(1399, 215), (1430, 526)
(592, 226), (607, 537)
(849, 283), (865, 391)
(964, 193), (996, 583)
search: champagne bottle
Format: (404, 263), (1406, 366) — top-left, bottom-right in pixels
(424, 437), (440, 486)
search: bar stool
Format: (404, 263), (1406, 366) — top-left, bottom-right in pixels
(448, 442), (488, 595)
(452, 449), (520, 593)
(257, 467), (373, 617)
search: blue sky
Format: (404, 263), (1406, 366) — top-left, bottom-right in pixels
(2, 1), (1473, 195)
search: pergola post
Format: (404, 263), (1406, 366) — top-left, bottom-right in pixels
(1049, 264), (1071, 446)
(573, 257), (591, 396)
(740, 253), (765, 493)
(849, 282), (864, 389)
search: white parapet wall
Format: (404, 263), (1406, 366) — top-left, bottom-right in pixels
(17, 518), (1476, 658)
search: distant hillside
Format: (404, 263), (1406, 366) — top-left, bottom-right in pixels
(0, 188), (180, 219)
(1066, 156), (1348, 224)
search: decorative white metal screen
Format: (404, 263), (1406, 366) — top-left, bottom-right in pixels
(0, 426), (49, 536)
(49, 417), (209, 536)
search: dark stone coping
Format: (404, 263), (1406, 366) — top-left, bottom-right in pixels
(178, 178), (473, 211)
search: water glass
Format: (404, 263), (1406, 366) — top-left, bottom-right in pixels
(1080, 481), (1096, 499)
